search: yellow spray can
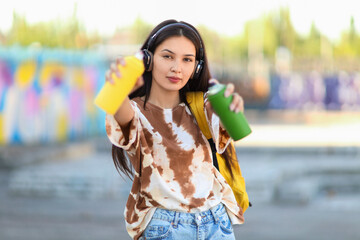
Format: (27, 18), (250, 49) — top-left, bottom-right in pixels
(94, 52), (144, 114)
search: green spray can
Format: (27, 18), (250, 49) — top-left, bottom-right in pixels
(207, 84), (252, 141)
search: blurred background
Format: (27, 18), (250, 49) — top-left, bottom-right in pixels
(0, 0), (359, 239)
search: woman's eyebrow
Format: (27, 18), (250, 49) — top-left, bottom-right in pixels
(161, 49), (195, 57)
(161, 49), (174, 54)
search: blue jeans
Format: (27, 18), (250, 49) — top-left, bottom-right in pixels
(139, 203), (236, 240)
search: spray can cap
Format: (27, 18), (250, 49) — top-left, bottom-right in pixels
(208, 83), (225, 96)
(135, 51), (144, 61)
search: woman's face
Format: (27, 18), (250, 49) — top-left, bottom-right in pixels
(151, 36), (196, 93)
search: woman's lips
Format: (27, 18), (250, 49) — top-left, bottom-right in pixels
(168, 77), (181, 83)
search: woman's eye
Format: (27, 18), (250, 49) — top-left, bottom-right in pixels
(184, 58), (193, 62)
(163, 55), (172, 59)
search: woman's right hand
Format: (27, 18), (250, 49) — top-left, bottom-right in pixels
(105, 56), (142, 126)
(105, 57), (144, 93)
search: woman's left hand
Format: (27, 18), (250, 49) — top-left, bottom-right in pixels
(224, 83), (244, 113)
(209, 79), (244, 113)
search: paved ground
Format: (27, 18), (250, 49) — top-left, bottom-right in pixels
(1, 192), (359, 240)
(1, 148), (360, 240)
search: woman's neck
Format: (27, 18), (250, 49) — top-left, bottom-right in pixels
(148, 86), (181, 109)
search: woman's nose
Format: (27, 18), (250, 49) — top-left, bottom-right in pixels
(170, 60), (181, 73)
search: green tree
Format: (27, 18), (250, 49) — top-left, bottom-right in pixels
(295, 22), (322, 57)
(197, 25), (224, 62)
(334, 17), (360, 57)
(273, 8), (297, 52)
(262, 13), (278, 57)
(129, 17), (154, 44)
(6, 12), (101, 49)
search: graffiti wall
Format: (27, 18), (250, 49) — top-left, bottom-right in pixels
(0, 46), (108, 145)
(1, 46), (359, 145)
(268, 71), (360, 110)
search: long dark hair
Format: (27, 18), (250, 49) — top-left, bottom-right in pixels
(112, 19), (236, 179)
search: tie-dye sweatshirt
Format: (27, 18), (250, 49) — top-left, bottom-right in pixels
(105, 96), (244, 239)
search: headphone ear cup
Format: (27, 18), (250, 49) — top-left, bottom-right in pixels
(142, 49), (153, 72)
(191, 60), (203, 80)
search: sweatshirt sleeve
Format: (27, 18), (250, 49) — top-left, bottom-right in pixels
(105, 101), (140, 151)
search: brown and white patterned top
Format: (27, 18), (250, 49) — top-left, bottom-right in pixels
(106, 96), (244, 239)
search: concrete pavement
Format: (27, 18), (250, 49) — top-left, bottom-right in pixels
(1, 144), (360, 240)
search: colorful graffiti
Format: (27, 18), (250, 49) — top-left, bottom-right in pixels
(268, 71), (360, 111)
(1, 46), (359, 145)
(0, 46), (107, 145)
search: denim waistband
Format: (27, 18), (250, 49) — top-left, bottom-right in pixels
(152, 203), (226, 226)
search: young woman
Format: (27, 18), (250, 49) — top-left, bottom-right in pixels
(105, 19), (245, 240)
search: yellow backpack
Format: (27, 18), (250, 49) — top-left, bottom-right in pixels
(186, 91), (251, 213)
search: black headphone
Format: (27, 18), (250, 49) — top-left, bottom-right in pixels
(143, 22), (204, 80)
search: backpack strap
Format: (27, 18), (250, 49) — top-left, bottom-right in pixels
(186, 92), (212, 139)
(186, 91), (219, 171)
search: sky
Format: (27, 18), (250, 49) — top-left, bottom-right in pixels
(0, 0), (359, 42)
